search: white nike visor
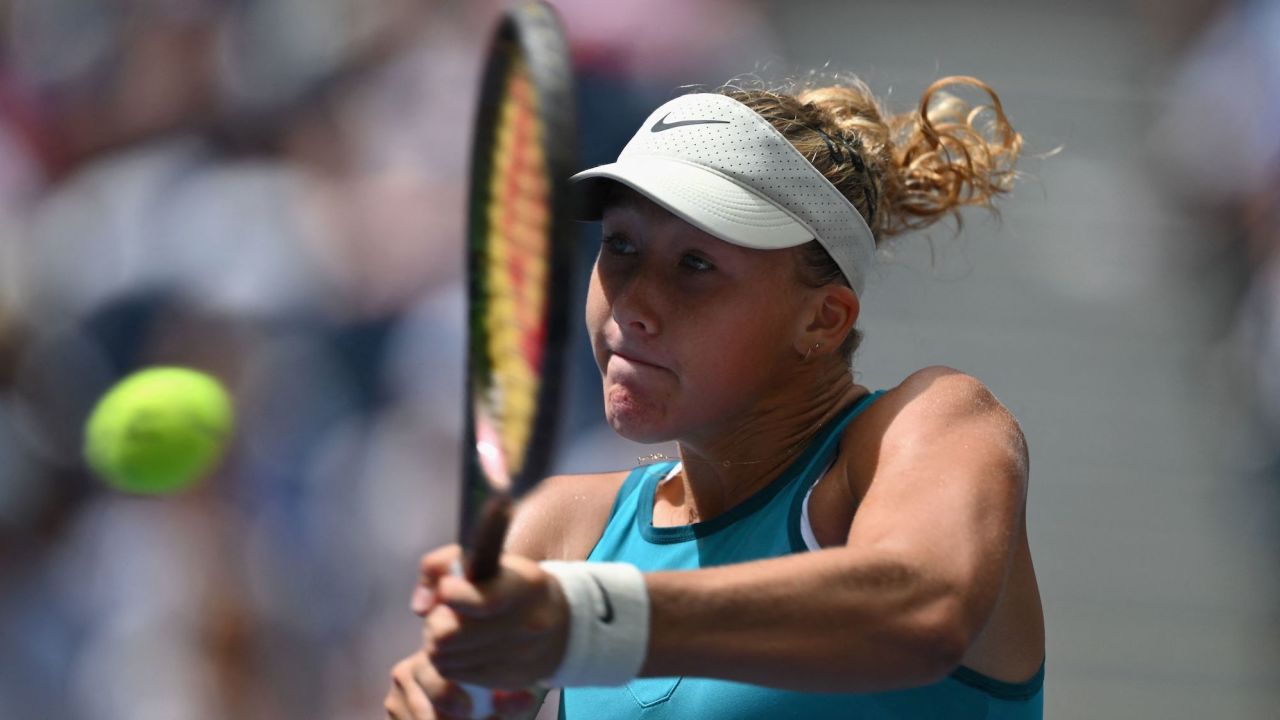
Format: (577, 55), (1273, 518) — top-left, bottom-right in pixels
(570, 93), (877, 296)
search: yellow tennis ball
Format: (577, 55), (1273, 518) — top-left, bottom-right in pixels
(84, 367), (234, 495)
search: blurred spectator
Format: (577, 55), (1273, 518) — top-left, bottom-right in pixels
(0, 1), (485, 717)
(1151, 0), (1280, 472)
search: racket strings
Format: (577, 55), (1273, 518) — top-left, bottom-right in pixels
(480, 51), (551, 481)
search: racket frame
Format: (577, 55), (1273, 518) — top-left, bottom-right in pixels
(460, 0), (577, 583)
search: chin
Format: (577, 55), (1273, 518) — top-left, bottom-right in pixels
(606, 417), (674, 445)
(603, 386), (675, 444)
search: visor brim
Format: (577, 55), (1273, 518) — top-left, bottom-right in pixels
(570, 156), (814, 251)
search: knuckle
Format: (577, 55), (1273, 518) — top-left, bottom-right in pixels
(420, 554), (437, 575)
(527, 562), (550, 587)
(425, 643), (446, 666)
(476, 590), (501, 616)
(525, 571), (553, 602)
(435, 576), (458, 600)
(422, 546), (458, 574)
(428, 606), (461, 635)
(524, 608), (554, 634)
(426, 544), (461, 563)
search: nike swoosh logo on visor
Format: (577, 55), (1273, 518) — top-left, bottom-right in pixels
(650, 113), (731, 132)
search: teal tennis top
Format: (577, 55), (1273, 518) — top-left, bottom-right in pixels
(560, 391), (1044, 719)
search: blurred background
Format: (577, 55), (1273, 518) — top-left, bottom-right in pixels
(0, 0), (1276, 718)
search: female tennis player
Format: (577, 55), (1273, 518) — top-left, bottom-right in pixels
(386, 75), (1044, 719)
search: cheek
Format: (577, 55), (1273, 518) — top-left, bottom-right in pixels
(669, 312), (788, 400)
(693, 307), (800, 401)
(689, 301), (790, 363)
(584, 270), (609, 368)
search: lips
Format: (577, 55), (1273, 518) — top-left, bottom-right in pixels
(610, 347), (667, 370)
(611, 348), (665, 368)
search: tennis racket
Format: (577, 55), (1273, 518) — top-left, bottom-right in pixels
(455, 1), (577, 714)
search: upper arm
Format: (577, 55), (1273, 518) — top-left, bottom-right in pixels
(504, 471), (629, 562)
(844, 367), (1029, 634)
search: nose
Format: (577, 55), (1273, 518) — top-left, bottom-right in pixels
(598, 263), (661, 337)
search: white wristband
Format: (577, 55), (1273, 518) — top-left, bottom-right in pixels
(540, 561), (650, 687)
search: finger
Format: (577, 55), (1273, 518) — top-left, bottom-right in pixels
(425, 604), (461, 652)
(429, 681), (477, 719)
(400, 672), (436, 720)
(420, 545), (464, 582)
(415, 545), (463, 614)
(436, 574), (492, 617)
(434, 657), (514, 690)
(426, 601), (517, 653)
(432, 649), (489, 681)
(432, 640), (544, 689)
(385, 693), (408, 720)
(386, 680), (432, 720)
(411, 585), (436, 616)
(427, 604), (527, 663)
(426, 607), (497, 668)
(389, 656), (436, 720)
(438, 557), (550, 619)
(404, 645), (479, 719)
(432, 628), (540, 679)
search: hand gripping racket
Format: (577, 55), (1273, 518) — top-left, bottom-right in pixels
(455, 1), (577, 715)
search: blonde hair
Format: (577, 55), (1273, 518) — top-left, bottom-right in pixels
(718, 75), (1023, 355)
(721, 75), (1021, 241)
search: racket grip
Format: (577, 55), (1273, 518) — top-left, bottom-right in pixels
(443, 557), (499, 718)
(467, 494), (513, 582)
(450, 496), (512, 718)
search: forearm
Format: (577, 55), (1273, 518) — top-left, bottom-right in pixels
(641, 547), (968, 692)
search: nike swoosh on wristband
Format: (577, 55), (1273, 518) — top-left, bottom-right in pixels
(589, 575), (616, 623)
(650, 113), (731, 132)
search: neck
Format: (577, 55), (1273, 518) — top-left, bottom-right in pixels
(656, 367), (865, 526)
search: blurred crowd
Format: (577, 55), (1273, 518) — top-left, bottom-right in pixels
(0, 0), (769, 717)
(1149, 0), (1280, 476)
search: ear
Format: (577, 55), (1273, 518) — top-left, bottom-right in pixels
(795, 285), (860, 358)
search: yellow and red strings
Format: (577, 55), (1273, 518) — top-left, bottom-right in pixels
(482, 54), (549, 476)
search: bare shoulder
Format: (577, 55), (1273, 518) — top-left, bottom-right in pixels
(504, 470), (631, 562)
(844, 367), (1028, 487)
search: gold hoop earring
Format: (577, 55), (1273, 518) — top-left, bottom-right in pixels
(803, 342), (822, 362)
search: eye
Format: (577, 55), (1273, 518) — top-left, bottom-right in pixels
(602, 233), (636, 256)
(680, 253), (715, 272)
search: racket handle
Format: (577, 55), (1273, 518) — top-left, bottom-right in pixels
(449, 496), (512, 718)
(467, 494), (513, 582)
(443, 556), (499, 717)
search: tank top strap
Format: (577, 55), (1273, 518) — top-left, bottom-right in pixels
(604, 460), (677, 527)
(807, 390), (885, 463)
(785, 390), (886, 551)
